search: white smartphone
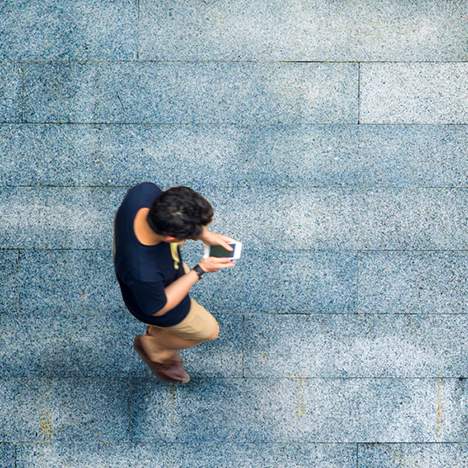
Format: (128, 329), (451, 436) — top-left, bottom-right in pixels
(203, 241), (242, 260)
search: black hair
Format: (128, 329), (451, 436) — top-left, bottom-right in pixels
(147, 186), (214, 240)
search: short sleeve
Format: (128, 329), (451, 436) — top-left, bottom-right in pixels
(131, 278), (168, 316)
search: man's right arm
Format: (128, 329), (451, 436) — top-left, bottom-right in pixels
(152, 267), (200, 317)
(151, 256), (235, 317)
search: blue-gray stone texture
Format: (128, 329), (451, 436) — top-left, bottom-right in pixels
(0, 1), (466, 467)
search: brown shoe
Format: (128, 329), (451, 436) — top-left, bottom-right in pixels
(133, 336), (190, 384)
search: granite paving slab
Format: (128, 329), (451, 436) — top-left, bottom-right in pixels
(0, 186), (466, 250)
(1, 124), (466, 188)
(0, 305), (243, 378)
(139, 0), (467, 62)
(15, 440), (357, 468)
(0, 63), (21, 122)
(130, 377), (466, 443)
(358, 442), (468, 468)
(0, 0), (137, 61)
(360, 63), (468, 124)
(0, 249), (18, 314)
(22, 62), (358, 124)
(242, 313), (467, 378)
(357, 251), (468, 314)
(0, 378), (130, 443)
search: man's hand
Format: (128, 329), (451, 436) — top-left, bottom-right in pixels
(198, 226), (235, 251)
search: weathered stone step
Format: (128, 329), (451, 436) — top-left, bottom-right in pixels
(1, 124), (466, 187)
(0, 377), (465, 444)
(0, 187), (465, 249)
(138, 1), (466, 62)
(360, 63), (467, 124)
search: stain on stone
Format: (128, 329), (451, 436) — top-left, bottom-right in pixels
(168, 385), (178, 427)
(435, 377), (444, 439)
(79, 290), (88, 300)
(117, 93), (125, 113)
(39, 410), (53, 439)
(295, 378), (306, 418)
(169, 385), (177, 403)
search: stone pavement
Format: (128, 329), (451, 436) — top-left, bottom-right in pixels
(0, 1), (466, 467)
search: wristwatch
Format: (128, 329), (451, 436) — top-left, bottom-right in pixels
(192, 264), (205, 280)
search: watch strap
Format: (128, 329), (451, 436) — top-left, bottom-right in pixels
(192, 264), (205, 279)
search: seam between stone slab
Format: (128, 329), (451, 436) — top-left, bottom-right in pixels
(1, 184), (467, 189)
(355, 249), (360, 315)
(27, 376), (464, 382)
(356, 442), (468, 445)
(241, 314), (246, 379)
(3, 120), (365, 125)
(125, 376), (466, 381)
(17, 64), (26, 124)
(9, 441), (359, 449)
(0, 122), (467, 127)
(13, 441), (468, 447)
(2, 247), (468, 253)
(127, 379), (133, 440)
(6, 438), (468, 444)
(207, 312), (468, 317)
(3, 247), (468, 251)
(357, 63), (361, 124)
(15, 249), (21, 320)
(1, 121), (467, 127)
(136, 0), (140, 61)
(1, 59), (467, 64)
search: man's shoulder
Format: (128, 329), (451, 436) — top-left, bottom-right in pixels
(118, 181), (162, 212)
(130, 181), (162, 195)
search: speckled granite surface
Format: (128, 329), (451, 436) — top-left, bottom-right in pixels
(0, 1), (466, 467)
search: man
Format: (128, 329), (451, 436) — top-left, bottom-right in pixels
(112, 181), (236, 384)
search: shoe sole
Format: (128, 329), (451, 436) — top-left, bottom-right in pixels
(133, 337), (190, 384)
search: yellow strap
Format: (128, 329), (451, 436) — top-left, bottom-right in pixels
(170, 242), (180, 269)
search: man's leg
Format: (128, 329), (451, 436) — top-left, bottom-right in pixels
(138, 261), (219, 365)
(139, 326), (212, 364)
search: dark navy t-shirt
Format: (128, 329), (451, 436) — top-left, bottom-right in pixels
(113, 182), (191, 327)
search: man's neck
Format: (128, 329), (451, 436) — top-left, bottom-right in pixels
(134, 208), (164, 246)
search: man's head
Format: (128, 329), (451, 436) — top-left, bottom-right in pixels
(147, 186), (213, 243)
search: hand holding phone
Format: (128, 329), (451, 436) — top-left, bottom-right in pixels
(199, 241), (242, 273)
(203, 241), (242, 260)
(198, 256), (236, 273)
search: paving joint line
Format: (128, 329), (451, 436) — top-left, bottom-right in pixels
(357, 62), (361, 124)
(241, 314), (246, 379)
(0, 122), (467, 127)
(24, 376), (467, 381)
(15, 250), (21, 322)
(0, 121), (466, 126)
(127, 378), (133, 441)
(1, 59), (467, 64)
(1, 184), (467, 189)
(10, 440), (468, 446)
(1, 247), (467, 253)
(136, 0), (140, 61)
(355, 250), (360, 315)
(17, 64), (26, 124)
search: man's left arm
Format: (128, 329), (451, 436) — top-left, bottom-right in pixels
(196, 226), (234, 251)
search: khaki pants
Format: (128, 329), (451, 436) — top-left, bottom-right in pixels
(143, 262), (220, 341)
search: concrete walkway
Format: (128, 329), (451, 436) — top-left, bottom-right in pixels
(0, 1), (466, 467)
